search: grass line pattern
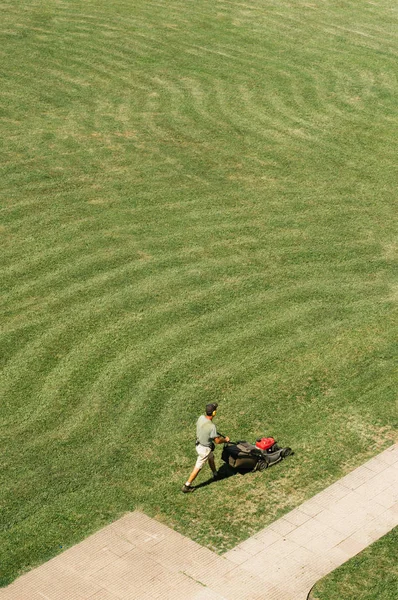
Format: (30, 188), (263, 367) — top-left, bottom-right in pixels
(1, 0), (397, 587)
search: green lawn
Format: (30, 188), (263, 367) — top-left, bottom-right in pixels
(311, 528), (398, 600)
(1, 0), (397, 587)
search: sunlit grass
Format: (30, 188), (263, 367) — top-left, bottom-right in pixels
(1, 0), (397, 586)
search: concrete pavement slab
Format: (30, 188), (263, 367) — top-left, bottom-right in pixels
(336, 536), (369, 557)
(378, 446), (398, 464)
(299, 527), (346, 554)
(222, 546), (252, 565)
(87, 591), (120, 600)
(250, 527), (282, 547)
(285, 517), (327, 544)
(268, 517), (297, 536)
(283, 507), (312, 527)
(337, 465), (376, 490)
(296, 498), (324, 517)
(231, 535), (269, 557)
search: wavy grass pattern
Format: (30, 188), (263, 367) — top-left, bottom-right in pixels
(1, 0), (397, 587)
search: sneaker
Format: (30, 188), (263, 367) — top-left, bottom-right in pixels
(181, 484), (195, 493)
(212, 471), (219, 480)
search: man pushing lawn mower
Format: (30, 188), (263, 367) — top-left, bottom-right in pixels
(182, 403), (230, 493)
(182, 403), (294, 492)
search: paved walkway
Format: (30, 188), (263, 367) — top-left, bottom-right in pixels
(1, 444), (397, 600)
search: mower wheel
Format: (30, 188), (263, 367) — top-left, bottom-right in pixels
(281, 447), (293, 458)
(257, 459), (268, 471)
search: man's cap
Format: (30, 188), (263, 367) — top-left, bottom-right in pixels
(205, 403), (218, 416)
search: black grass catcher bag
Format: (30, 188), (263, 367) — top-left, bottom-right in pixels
(221, 440), (292, 472)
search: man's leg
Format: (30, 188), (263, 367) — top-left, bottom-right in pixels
(208, 452), (218, 478)
(182, 466), (201, 493)
(186, 466), (201, 485)
(182, 446), (209, 493)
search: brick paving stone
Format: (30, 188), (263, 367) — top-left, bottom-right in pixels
(94, 548), (153, 582)
(275, 584), (307, 600)
(337, 465), (376, 490)
(223, 529), (281, 563)
(60, 547), (121, 577)
(238, 540), (301, 579)
(286, 546), (317, 569)
(367, 469), (396, 490)
(251, 527), (282, 548)
(378, 446), (398, 464)
(0, 589), (45, 600)
(139, 536), (202, 573)
(120, 562), (169, 588)
(362, 499), (392, 520)
(386, 460), (398, 473)
(362, 456), (391, 473)
(210, 569), (275, 600)
(235, 536), (269, 557)
(299, 526), (345, 554)
(182, 556), (235, 587)
(67, 525), (136, 558)
(327, 493), (386, 522)
(328, 512), (370, 537)
(7, 565), (102, 600)
(268, 517), (297, 536)
(276, 568), (323, 600)
(313, 507), (342, 527)
(326, 490), (368, 515)
(349, 518), (395, 547)
(109, 513), (175, 550)
(322, 480), (352, 498)
(262, 537), (302, 558)
(87, 591), (120, 600)
(222, 546), (252, 565)
(258, 559), (318, 592)
(93, 576), (141, 599)
(354, 478), (391, 502)
(336, 535), (369, 556)
(193, 588), (229, 600)
(377, 507), (398, 529)
(136, 570), (189, 599)
(302, 551), (343, 578)
(283, 508), (312, 527)
(297, 498), (324, 517)
(317, 545), (352, 570)
(285, 517), (327, 545)
(148, 575), (205, 600)
(190, 546), (223, 567)
(309, 482), (354, 510)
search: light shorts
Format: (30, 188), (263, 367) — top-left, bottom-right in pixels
(195, 443), (214, 469)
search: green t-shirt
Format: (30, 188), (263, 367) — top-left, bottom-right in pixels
(196, 415), (217, 447)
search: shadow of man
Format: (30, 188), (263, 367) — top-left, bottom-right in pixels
(192, 462), (252, 490)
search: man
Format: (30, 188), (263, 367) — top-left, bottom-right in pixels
(182, 403), (230, 493)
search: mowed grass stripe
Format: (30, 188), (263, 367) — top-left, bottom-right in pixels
(1, 266), (389, 436)
(1, 0), (397, 586)
(4, 310), (362, 494)
(2, 229), (384, 328)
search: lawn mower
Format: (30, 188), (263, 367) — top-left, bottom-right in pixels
(221, 437), (293, 472)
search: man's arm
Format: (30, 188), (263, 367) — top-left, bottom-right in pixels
(214, 434), (230, 444)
